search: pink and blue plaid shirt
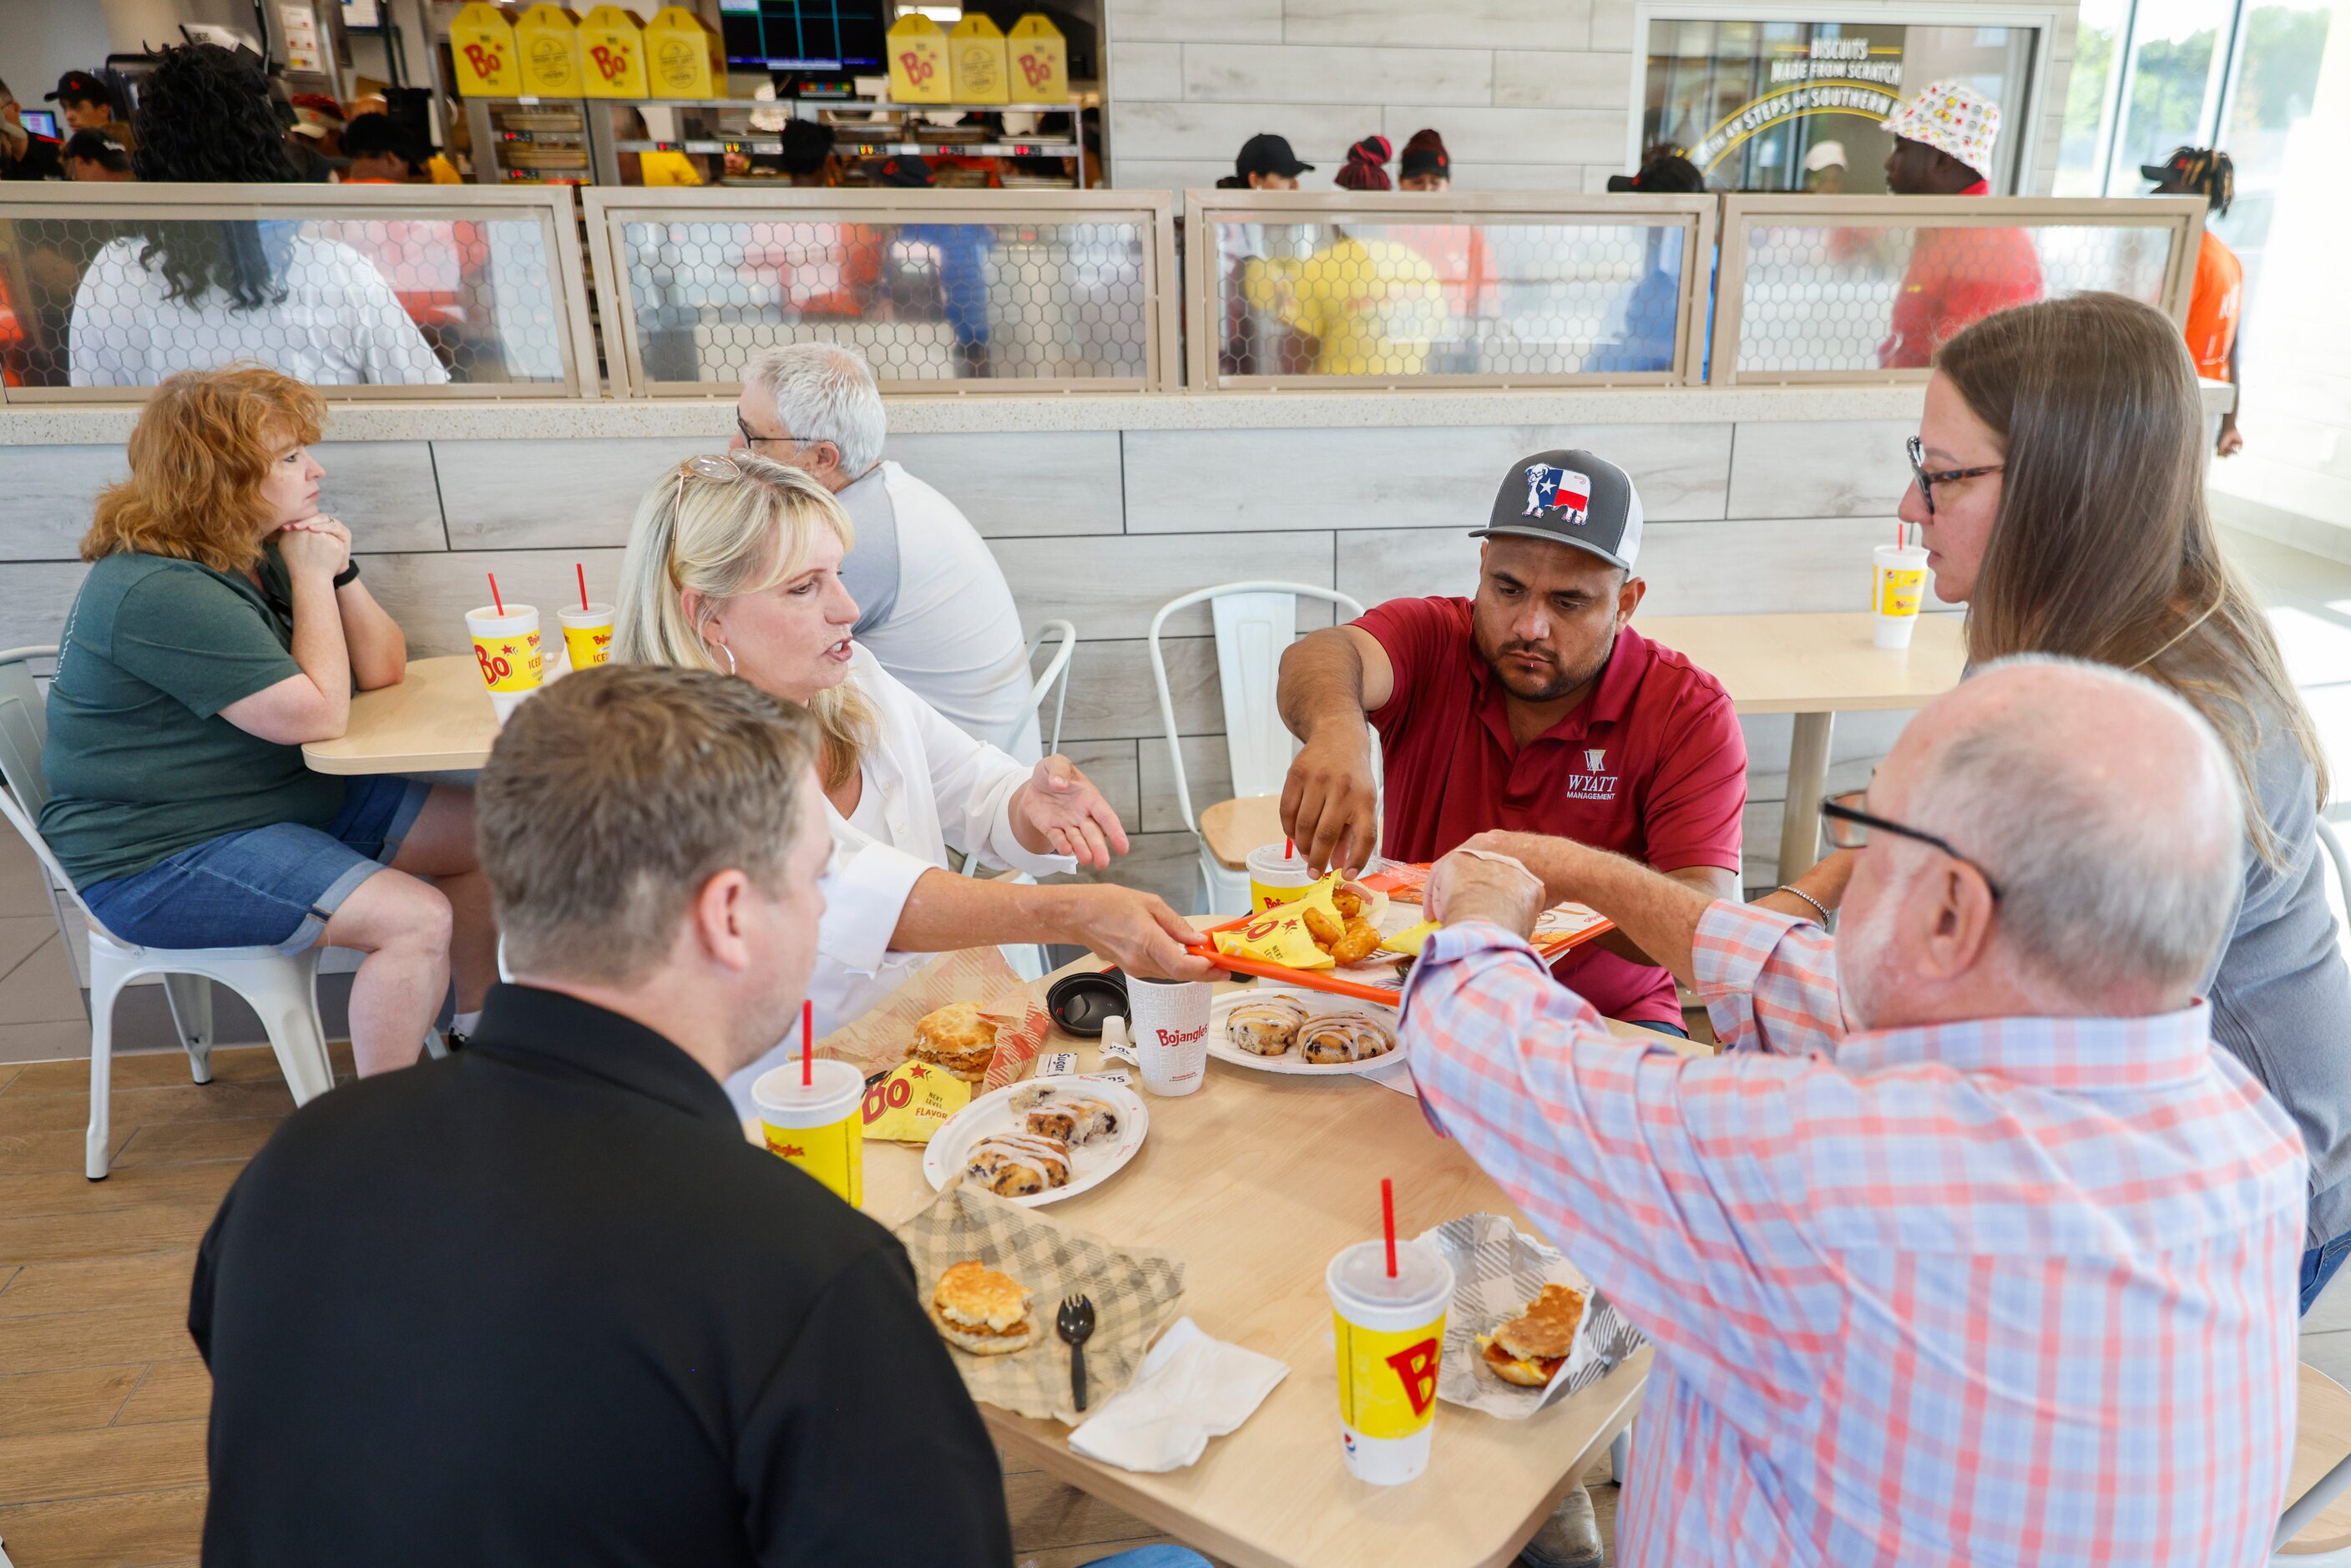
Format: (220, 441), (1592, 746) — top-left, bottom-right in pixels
(1403, 901), (2307, 1566)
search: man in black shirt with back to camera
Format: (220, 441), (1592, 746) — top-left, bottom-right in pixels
(190, 665), (1013, 1565)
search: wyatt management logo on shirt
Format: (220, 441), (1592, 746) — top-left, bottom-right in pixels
(1567, 747), (1618, 802)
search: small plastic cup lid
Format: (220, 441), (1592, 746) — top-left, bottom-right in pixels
(751, 1057), (862, 1124)
(1328, 1237), (1452, 1316)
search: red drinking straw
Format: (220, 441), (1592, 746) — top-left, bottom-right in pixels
(1381, 1176), (1398, 1278)
(576, 563), (589, 612)
(1284, 837), (1294, 860)
(801, 999), (813, 1087)
(488, 573), (504, 616)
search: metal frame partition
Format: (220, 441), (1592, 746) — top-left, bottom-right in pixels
(0, 181), (599, 402)
(1181, 190), (1720, 391)
(1707, 193), (2207, 386)
(579, 186), (1181, 397)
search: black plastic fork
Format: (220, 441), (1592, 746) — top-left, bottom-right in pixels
(1056, 1294), (1096, 1411)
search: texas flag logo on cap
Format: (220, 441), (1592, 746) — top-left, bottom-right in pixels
(1522, 464), (1592, 525)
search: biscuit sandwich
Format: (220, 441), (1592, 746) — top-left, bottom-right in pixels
(931, 1260), (1037, 1356)
(912, 1002), (999, 1083)
(1476, 1282), (1585, 1388)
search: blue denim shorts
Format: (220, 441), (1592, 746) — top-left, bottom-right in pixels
(81, 776), (431, 954)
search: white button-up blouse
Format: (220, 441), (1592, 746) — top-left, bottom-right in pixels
(724, 645), (1069, 1114)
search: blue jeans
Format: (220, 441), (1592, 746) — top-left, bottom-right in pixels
(80, 776), (428, 954)
(1631, 1019), (1691, 1039)
(2303, 1231), (2351, 1314)
(1087, 1551), (1211, 1568)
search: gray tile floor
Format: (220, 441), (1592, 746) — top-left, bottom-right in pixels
(5, 525), (2351, 1354)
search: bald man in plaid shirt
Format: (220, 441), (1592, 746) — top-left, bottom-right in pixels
(1403, 657), (2306, 1566)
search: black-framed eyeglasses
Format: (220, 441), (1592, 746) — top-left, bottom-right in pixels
(735, 411), (801, 449)
(1905, 435), (2003, 518)
(1820, 790), (2005, 903)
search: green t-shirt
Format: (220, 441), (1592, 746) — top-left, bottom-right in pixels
(38, 549), (348, 888)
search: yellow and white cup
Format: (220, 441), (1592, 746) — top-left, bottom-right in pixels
(559, 601), (615, 673)
(1871, 544), (1930, 650)
(752, 1058), (865, 1209)
(1328, 1237), (1454, 1485)
(1246, 842), (1315, 912)
(465, 604), (544, 721)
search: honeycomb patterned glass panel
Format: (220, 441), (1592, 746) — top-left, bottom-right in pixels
(1213, 220), (1686, 379)
(614, 218), (1150, 385)
(1734, 221), (2179, 373)
(0, 214), (566, 390)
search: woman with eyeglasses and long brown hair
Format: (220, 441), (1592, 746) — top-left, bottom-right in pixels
(613, 452), (1218, 1114)
(1786, 291), (2351, 1310)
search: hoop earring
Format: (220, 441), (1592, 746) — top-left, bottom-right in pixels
(715, 640), (736, 675)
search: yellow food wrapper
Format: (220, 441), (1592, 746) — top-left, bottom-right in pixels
(858, 1058), (971, 1146)
(1214, 910), (1332, 970)
(1381, 919), (1443, 956)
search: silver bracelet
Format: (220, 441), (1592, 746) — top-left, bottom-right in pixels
(1771, 884), (1831, 924)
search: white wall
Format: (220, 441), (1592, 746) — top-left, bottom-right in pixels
(0, 0), (115, 107)
(1102, 0), (2076, 197)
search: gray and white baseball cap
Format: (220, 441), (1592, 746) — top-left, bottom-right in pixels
(1470, 448), (1645, 571)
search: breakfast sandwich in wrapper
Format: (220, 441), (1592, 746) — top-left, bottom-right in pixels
(860, 1058), (972, 1146)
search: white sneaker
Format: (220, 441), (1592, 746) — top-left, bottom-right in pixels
(1517, 1484), (1604, 1568)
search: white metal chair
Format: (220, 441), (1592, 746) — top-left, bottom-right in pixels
(960, 620), (1079, 982)
(2275, 1361), (2351, 1561)
(1148, 584), (1367, 915)
(2, 646), (336, 1179)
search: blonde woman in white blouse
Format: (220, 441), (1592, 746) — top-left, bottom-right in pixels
(614, 453), (1216, 1110)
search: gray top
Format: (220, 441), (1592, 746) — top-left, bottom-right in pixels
(2207, 712), (2351, 1249)
(834, 464), (899, 636)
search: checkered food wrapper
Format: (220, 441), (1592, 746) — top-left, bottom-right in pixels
(814, 947), (1049, 1089)
(896, 1186), (1186, 1424)
(1418, 1212), (1645, 1419)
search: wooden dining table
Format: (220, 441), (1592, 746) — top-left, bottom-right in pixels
(851, 953), (1687, 1568)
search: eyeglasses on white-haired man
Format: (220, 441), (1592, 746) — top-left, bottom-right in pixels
(1403, 655), (2305, 1568)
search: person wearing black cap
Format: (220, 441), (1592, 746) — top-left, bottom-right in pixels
(2146, 146), (2246, 455)
(1277, 448), (1746, 1029)
(49, 71), (135, 153)
(1234, 130), (1312, 190)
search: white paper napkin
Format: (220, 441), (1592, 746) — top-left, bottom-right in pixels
(1066, 1317), (1288, 1472)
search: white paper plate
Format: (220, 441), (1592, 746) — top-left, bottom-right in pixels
(1204, 988), (1403, 1077)
(923, 1075), (1150, 1206)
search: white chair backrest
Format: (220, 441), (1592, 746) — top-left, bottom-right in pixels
(0, 647), (76, 894)
(1024, 619), (1077, 757)
(1147, 584), (1366, 834)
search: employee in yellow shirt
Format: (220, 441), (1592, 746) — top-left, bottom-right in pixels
(1240, 149), (1446, 381)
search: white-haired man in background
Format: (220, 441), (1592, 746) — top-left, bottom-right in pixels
(1407, 657), (2305, 1567)
(731, 342), (1038, 758)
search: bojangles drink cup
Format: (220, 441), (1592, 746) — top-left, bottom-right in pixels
(1125, 975), (1211, 1096)
(1871, 545), (1929, 650)
(752, 1059), (865, 1208)
(465, 604), (544, 720)
(1328, 1237), (1453, 1485)
(559, 601), (615, 672)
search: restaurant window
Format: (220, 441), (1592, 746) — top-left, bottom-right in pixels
(1641, 14), (2043, 194)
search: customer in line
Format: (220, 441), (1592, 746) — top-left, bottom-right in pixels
(68, 43), (445, 388)
(39, 367), (494, 1074)
(1411, 658), (2304, 1566)
(60, 129), (133, 182)
(2146, 145), (2247, 454)
(614, 453), (1216, 1111)
(337, 112), (415, 184)
(1332, 134), (1391, 190)
(1905, 290), (2351, 1308)
(1278, 448), (1746, 1038)
(731, 344), (1037, 756)
(1877, 81), (2041, 367)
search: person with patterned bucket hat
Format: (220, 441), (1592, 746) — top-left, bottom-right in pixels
(1877, 80), (2044, 367)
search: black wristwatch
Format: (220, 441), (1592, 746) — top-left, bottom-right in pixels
(332, 561), (361, 589)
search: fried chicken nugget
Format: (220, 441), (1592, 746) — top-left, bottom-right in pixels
(1332, 916), (1383, 966)
(1302, 903), (1344, 950)
(1332, 884), (1365, 919)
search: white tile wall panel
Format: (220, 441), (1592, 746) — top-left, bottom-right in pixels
(1140, 731), (1245, 834)
(1108, 41), (1184, 101)
(1493, 50), (1635, 110)
(1060, 738), (1142, 826)
(432, 437), (709, 549)
(990, 530), (1338, 640)
(1122, 424), (1731, 533)
(1054, 635), (1226, 742)
(1445, 163), (1601, 194)
(1105, 0), (1282, 44)
(355, 549), (630, 655)
(1182, 44), (1493, 107)
(1589, 0), (1634, 53)
(1041, 828), (1203, 912)
(1378, 105), (1625, 167)
(0, 563), (91, 649)
(0, 440), (444, 561)
(1110, 101), (1368, 167)
(881, 432), (1128, 538)
(1726, 420), (1915, 519)
(1282, 0), (1590, 51)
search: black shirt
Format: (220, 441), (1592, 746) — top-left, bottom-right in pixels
(190, 984), (1014, 1567)
(1, 133), (62, 180)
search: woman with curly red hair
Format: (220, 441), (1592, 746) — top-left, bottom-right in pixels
(39, 365), (494, 1074)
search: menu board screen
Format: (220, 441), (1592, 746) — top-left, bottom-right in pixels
(1641, 18), (2040, 193)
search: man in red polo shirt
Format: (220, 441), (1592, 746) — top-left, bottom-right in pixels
(1877, 81), (2042, 369)
(1277, 448), (1746, 1037)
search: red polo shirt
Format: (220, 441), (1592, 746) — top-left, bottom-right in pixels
(1358, 597), (1747, 1027)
